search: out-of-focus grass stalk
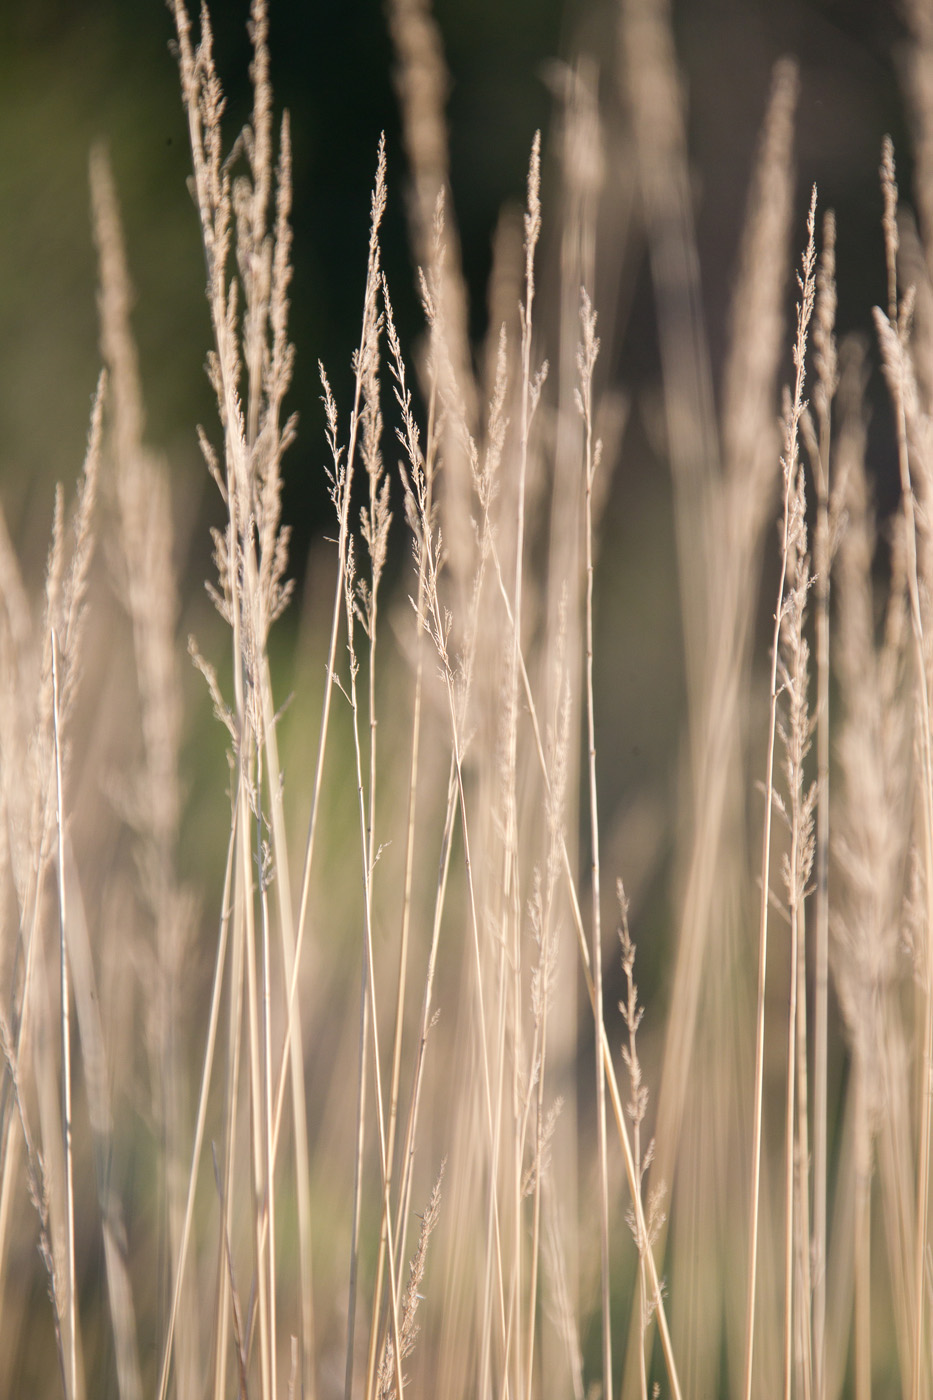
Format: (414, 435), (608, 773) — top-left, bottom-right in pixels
(51, 630), (77, 1400)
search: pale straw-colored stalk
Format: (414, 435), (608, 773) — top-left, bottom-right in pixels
(809, 206), (839, 1400)
(51, 629), (77, 1400)
(577, 283), (612, 1400)
(744, 188), (817, 1400)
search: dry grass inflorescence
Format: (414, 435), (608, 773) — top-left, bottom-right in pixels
(4, 1), (933, 1398)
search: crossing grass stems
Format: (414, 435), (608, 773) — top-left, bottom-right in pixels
(2, 1), (933, 1398)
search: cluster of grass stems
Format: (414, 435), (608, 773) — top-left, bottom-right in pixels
(6, 0), (933, 1398)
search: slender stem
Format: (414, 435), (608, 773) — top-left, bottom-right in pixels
(784, 889), (799, 1400)
(346, 935), (370, 1400)
(257, 747), (277, 1400)
(240, 764), (271, 1400)
(159, 814), (238, 1400)
(582, 342), (611, 1400)
(812, 430), (830, 1400)
(743, 455), (791, 1400)
(794, 905), (813, 1400)
(51, 631), (77, 1400)
(393, 755), (456, 1276)
(213, 821), (243, 1400)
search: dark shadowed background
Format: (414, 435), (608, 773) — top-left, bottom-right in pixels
(0, 0), (911, 573)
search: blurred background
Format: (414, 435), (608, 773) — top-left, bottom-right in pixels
(0, 0), (911, 566)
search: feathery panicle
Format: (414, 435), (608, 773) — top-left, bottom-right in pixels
(618, 879), (664, 1400)
(376, 1165), (444, 1400)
